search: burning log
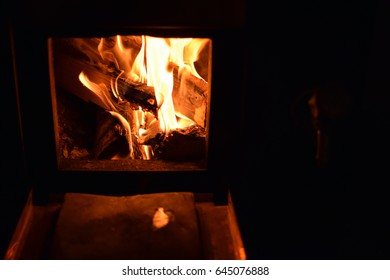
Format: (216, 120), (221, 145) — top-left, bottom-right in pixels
(53, 50), (159, 115)
(155, 129), (206, 161)
(120, 82), (158, 117)
(172, 65), (208, 128)
(94, 109), (130, 159)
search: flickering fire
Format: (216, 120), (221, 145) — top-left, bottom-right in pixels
(72, 35), (211, 160)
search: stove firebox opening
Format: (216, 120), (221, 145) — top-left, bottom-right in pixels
(48, 35), (212, 171)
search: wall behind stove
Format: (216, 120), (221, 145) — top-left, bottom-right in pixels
(232, 0), (390, 259)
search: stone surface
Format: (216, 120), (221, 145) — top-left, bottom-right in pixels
(47, 192), (202, 259)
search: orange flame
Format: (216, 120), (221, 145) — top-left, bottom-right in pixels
(79, 35), (211, 160)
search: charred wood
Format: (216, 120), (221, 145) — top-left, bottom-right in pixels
(155, 130), (206, 161)
(94, 109), (129, 159)
(118, 81), (158, 117)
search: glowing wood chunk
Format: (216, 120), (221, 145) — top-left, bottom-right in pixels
(152, 207), (170, 230)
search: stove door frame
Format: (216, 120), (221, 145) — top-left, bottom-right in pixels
(10, 21), (247, 206)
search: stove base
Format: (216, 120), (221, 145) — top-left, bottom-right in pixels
(5, 191), (245, 260)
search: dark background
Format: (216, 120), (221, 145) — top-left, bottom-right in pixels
(1, 0), (390, 259)
(235, 0), (390, 259)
